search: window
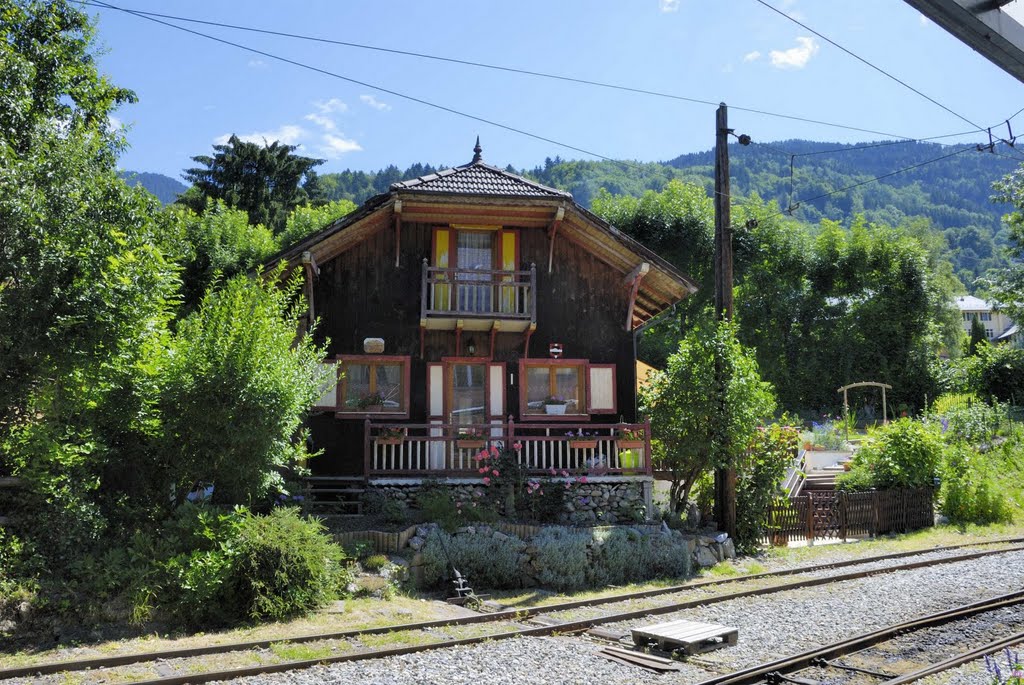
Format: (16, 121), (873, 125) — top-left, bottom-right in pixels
(521, 360), (586, 416)
(980, 312), (992, 321)
(986, 328), (994, 339)
(449, 363), (488, 426)
(336, 355), (410, 417)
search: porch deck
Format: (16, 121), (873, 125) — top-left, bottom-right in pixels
(363, 419), (651, 478)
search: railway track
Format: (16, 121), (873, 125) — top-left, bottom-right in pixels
(693, 589), (1024, 685)
(2, 538), (1022, 685)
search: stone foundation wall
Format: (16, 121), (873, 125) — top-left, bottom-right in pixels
(367, 477), (652, 525)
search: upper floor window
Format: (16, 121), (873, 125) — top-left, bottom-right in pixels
(336, 355), (410, 418)
(429, 227), (523, 315)
(980, 312), (992, 321)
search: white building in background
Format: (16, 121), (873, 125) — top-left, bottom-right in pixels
(955, 295), (1019, 344)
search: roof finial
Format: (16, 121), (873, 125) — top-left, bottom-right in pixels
(472, 136), (482, 163)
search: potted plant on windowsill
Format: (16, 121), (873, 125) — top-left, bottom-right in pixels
(356, 391), (386, 413)
(543, 395), (569, 415)
(455, 426), (487, 449)
(376, 426), (406, 446)
(566, 429), (598, 450)
(615, 426), (645, 450)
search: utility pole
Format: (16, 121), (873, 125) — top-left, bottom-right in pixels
(713, 103), (737, 540)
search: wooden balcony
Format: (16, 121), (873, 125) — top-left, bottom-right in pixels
(420, 260), (536, 332)
(364, 419), (652, 477)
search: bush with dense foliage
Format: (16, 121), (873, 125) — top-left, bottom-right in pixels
(939, 443), (1012, 526)
(735, 424), (800, 551)
(420, 526), (692, 593)
(139, 505), (349, 627)
(641, 321), (776, 513)
(837, 418), (943, 492)
(160, 271), (326, 505)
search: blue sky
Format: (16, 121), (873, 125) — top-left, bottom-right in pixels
(91, 0), (1024, 179)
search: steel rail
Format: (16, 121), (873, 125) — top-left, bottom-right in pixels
(692, 591), (1024, 685)
(2, 538), (1022, 682)
(881, 630), (1024, 684)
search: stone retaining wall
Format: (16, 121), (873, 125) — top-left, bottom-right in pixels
(367, 477), (653, 525)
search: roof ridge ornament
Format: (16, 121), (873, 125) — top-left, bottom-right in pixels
(472, 136), (482, 163)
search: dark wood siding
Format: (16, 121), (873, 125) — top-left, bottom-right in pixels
(309, 220), (640, 475)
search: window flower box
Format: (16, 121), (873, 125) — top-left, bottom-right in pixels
(615, 427), (645, 450)
(544, 395), (569, 415)
(569, 439), (598, 450)
(456, 440), (486, 450)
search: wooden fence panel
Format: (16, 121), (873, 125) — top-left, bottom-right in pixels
(760, 488), (933, 544)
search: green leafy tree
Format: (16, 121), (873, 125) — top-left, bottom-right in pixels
(837, 418), (943, 491)
(277, 198), (357, 249)
(735, 424), (799, 551)
(969, 314), (987, 356)
(592, 180), (715, 366)
(990, 165), (1024, 323)
(180, 135), (325, 234)
(640, 322), (776, 513)
(160, 271), (327, 505)
(0, 1), (178, 562)
(158, 201), (278, 313)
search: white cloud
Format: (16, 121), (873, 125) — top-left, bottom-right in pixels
(743, 50), (762, 63)
(659, 0), (680, 11)
(313, 98), (348, 114)
(304, 112), (336, 131)
(360, 94), (392, 111)
(214, 124), (306, 146)
(320, 134), (362, 158)
(769, 36), (819, 69)
(247, 59), (267, 69)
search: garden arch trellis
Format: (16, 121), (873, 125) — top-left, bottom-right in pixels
(837, 381), (893, 440)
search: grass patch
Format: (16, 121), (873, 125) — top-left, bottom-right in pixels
(269, 641), (340, 662)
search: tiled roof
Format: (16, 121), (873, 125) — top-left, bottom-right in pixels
(955, 295), (992, 311)
(391, 161), (571, 198)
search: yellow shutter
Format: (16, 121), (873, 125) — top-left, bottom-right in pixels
(500, 230), (518, 313)
(433, 229), (450, 311)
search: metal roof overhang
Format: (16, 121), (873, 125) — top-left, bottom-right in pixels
(906, 0), (1024, 83)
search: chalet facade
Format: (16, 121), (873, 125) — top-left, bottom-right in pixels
(268, 142), (695, 497)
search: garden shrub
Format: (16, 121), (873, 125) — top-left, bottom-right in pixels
(532, 527), (591, 592)
(361, 554), (390, 572)
(837, 418), (942, 491)
(939, 444), (1012, 526)
(381, 498), (408, 524)
(735, 424), (799, 552)
(420, 528), (525, 590)
(149, 504), (349, 626)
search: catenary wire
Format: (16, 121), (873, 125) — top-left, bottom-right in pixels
(82, 0), (1001, 225)
(753, 0), (989, 136)
(82, 0), (950, 142)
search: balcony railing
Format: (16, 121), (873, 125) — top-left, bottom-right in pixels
(420, 260), (536, 323)
(364, 419), (652, 477)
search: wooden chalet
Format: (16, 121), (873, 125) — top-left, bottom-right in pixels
(268, 140), (696, 491)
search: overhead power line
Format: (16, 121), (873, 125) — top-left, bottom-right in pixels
(753, 0), (989, 136)
(84, 0), (1001, 226)
(84, 0), (949, 141)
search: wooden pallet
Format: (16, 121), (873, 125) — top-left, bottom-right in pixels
(631, 619), (738, 655)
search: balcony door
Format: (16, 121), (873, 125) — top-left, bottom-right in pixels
(448, 362), (488, 428)
(431, 227), (519, 316)
(456, 232), (493, 313)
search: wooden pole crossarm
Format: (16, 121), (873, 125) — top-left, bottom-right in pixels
(623, 262), (650, 331)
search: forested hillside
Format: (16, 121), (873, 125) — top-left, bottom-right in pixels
(308, 140), (1019, 286)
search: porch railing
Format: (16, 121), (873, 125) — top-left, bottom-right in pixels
(420, 260), (537, 322)
(364, 418), (652, 477)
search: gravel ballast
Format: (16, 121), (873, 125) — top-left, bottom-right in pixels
(213, 548), (1024, 685)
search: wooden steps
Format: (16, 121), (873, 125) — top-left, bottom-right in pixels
(304, 476), (365, 517)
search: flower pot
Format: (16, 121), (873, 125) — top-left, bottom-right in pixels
(569, 439), (598, 450)
(616, 439), (644, 450)
(364, 404), (384, 413)
(377, 437), (404, 446)
(544, 404), (567, 415)
(456, 439), (485, 449)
